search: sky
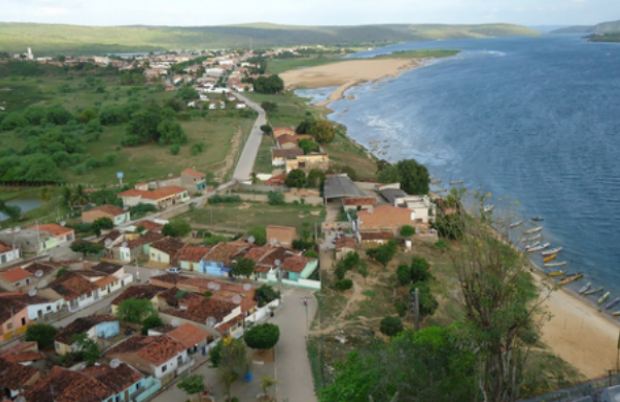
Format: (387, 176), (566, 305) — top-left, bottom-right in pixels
(0, 0), (617, 26)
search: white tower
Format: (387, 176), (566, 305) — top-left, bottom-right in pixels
(27, 47), (33, 60)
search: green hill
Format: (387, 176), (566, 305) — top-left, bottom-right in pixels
(550, 19), (620, 35)
(0, 22), (539, 56)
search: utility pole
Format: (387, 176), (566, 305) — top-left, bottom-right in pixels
(35, 220), (41, 256)
(411, 287), (420, 332)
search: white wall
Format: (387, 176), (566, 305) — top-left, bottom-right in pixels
(153, 350), (188, 378)
(26, 302), (58, 321)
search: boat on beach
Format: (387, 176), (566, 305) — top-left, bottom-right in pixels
(578, 282), (591, 294)
(509, 220), (524, 228)
(547, 270), (566, 277)
(528, 242), (550, 252)
(598, 291), (611, 304)
(584, 287), (604, 296)
(431, 179), (442, 185)
(544, 261), (568, 268)
(543, 254), (557, 263)
(542, 247), (563, 256)
(559, 273), (583, 286)
(524, 227), (543, 235)
(606, 297), (620, 310)
(524, 241), (540, 250)
(522, 234), (542, 243)
(450, 180), (464, 185)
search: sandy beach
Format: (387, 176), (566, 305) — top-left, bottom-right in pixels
(280, 58), (425, 107)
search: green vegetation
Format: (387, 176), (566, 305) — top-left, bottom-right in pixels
(588, 32), (620, 42)
(116, 298), (156, 324)
(255, 284), (281, 306)
(377, 158), (430, 195)
(25, 323), (59, 348)
(0, 22), (538, 56)
(141, 315), (164, 335)
(231, 257), (255, 278)
(379, 316), (404, 337)
(243, 323), (280, 350)
(177, 374), (205, 401)
(73, 333), (101, 366)
(372, 49), (460, 59)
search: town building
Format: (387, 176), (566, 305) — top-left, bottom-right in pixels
(0, 240), (20, 266)
(53, 315), (119, 356)
(149, 237), (186, 265)
(82, 205), (131, 225)
(117, 186), (190, 209)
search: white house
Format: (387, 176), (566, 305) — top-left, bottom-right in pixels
(0, 240), (20, 266)
(234, 101), (247, 109)
(209, 100), (225, 110)
(0, 292), (59, 321)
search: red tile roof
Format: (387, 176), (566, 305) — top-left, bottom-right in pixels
(176, 245), (211, 263)
(25, 223), (74, 236)
(243, 246), (274, 263)
(1, 350), (46, 363)
(87, 204), (126, 217)
(0, 359), (39, 391)
(107, 335), (186, 366)
(78, 363), (143, 394)
(264, 174), (287, 186)
(111, 284), (166, 306)
(272, 148), (304, 159)
(276, 134), (298, 147)
(126, 232), (165, 249)
(280, 255), (315, 273)
(342, 197), (378, 206)
(46, 271), (99, 301)
(94, 275), (117, 287)
(0, 267), (32, 283)
(360, 232), (395, 240)
(54, 315), (118, 344)
(335, 236), (357, 251)
(118, 186), (187, 200)
(357, 205), (412, 229)
(167, 323), (209, 349)
(24, 262), (55, 276)
(164, 297), (237, 324)
(182, 168), (206, 179)
(134, 220), (164, 233)
(151, 237), (185, 257)
(203, 243), (249, 265)
(0, 240), (14, 254)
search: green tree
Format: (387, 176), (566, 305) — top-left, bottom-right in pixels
(260, 101), (278, 114)
(77, 109), (98, 124)
(102, 152), (118, 166)
(253, 75), (284, 94)
(157, 120), (188, 145)
(116, 298), (156, 324)
(308, 121), (335, 143)
(260, 124), (273, 135)
(244, 323), (280, 350)
(169, 144), (181, 155)
(410, 256), (431, 283)
(141, 315), (164, 335)
(123, 103), (163, 146)
(89, 189), (120, 206)
(306, 169), (326, 188)
(162, 219), (192, 237)
(400, 225), (415, 237)
(232, 257), (255, 278)
(411, 282), (438, 319)
(255, 284), (280, 306)
(285, 169), (307, 189)
(70, 241), (104, 257)
(380, 316), (404, 337)
(298, 139), (320, 154)
(216, 338), (247, 401)
(39, 187), (54, 205)
(177, 374), (205, 402)
(73, 333), (100, 366)
(190, 141), (205, 155)
(177, 86), (199, 101)
(25, 323), (58, 348)
(396, 264), (412, 286)
(366, 240), (398, 268)
(92, 217), (114, 235)
(267, 191), (285, 205)
(247, 226), (267, 245)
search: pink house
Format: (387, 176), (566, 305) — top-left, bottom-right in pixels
(1, 297), (29, 341)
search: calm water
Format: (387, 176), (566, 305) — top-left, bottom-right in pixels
(298, 35), (620, 305)
(0, 197), (42, 221)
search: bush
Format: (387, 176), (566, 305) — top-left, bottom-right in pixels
(435, 240), (447, 250)
(141, 315), (164, 335)
(397, 264), (412, 286)
(394, 300), (408, 317)
(255, 284), (280, 306)
(244, 323), (280, 350)
(380, 316), (404, 337)
(267, 191), (285, 206)
(25, 323), (58, 348)
(247, 226), (266, 245)
(209, 194), (241, 204)
(305, 249), (318, 258)
(334, 278), (353, 291)
(162, 219), (192, 237)
(292, 239), (315, 251)
(191, 141), (205, 156)
(400, 225), (416, 237)
(102, 152), (118, 166)
(130, 203), (158, 218)
(169, 144), (180, 155)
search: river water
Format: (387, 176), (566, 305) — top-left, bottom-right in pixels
(298, 34), (620, 306)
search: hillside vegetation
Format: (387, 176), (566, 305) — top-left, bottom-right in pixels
(0, 22), (538, 56)
(551, 19), (620, 35)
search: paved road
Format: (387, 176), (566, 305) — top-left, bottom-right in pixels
(232, 93), (267, 182)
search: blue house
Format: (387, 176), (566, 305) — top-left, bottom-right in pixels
(54, 314), (120, 355)
(199, 242), (250, 276)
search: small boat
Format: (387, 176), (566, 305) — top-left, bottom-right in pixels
(559, 274), (583, 286)
(544, 261), (568, 268)
(543, 254), (557, 263)
(483, 205), (494, 213)
(531, 216), (544, 222)
(562, 271), (582, 278)
(524, 241), (540, 250)
(547, 270), (566, 277)
(542, 247), (563, 256)
(430, 179), (442, 185)
(606, 297), (620, 310)
(522, 234), (542, 243)
(524, 226), (543, 235)
(598, 291), (611, 304)
(450, 180), (464, 185)
(528, 243), (550, 252)
(584, 287), (604, 296)
(578, 282), (592, 294)
(509, 220), (524, 228)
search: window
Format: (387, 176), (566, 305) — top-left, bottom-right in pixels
(47, 306), (52, 311)
(26, 278), (30, 285)
(21, 317), (26, 326)
(7, 323), (12, 329)
(161, 364), (167, 373)
(177, 355), (183, 364)
(55, 343), (59, 349)
(136, 381), (142, 389)
(15, 282), (20, 286)
(115, 396), (120, 402)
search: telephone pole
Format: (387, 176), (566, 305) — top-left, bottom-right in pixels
(411, 287), (420, 332)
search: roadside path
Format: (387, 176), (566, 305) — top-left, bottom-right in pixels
(232, 93), (267, 182)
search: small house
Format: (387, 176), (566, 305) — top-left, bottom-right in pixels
(110, 284), (166, 316)
(53, 315), (119, 356)
(38, 271), (99, 312)
(0, 268), (33, 290)
(25, 224), (75, 247)
(0, 292), (58, 323)
(180, 168), (207, 192)
(0, 240), (20, 266)
(279, 255), (318, 283)
(199, 242), (249, 276)
(82, 205), (130, 225)
(176, 245), (210, 272)
(149, 237), (185, 265)
(0, 297), (29, 341)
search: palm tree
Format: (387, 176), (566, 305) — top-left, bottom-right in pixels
(70, 185), (89, 208)
(39, 187), (53, 205)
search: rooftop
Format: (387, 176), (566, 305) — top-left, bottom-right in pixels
(86, 204), (126, 217)
(164, 297), (237, 324)
(151, 237), (186, 257)
(118, 186), (187, 200)
(0, 359), (39, 391)
(272, 148), (304, 159)
(98, 229), (123, 245)
(379, 188), (408, 205)
(54, 315), (118, 344)
(342, 197), (378, 206)
(0, 239), (14, 254)
(111, 284), (166, 306)
(324, 175), (366, 200)
(167, 323), (209, 349)
(89, 261), (123, 276)
(176, 245), (211, 263)
(25, 223), (73, 236)
(126, 232), (165, 249)
(203, 242), (248, 265)
(107, 335), (186, 366)
(23, 262), (55, 276)
(78, 363), (143, 394)
(335, 236), (357, 250)
(133, 220), (164, 233)
(182, 168), (206, 179)
(23, 366), (114, 402)
(0, 297), (27, 323)
(0, 267), (32, 283)
(280, 255), (315, 273)
(357, 205), (413, 229)
(360, 231), (395, 240)
(46, 271), (99, 301)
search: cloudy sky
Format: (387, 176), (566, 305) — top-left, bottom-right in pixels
(0, 0), (616, 26)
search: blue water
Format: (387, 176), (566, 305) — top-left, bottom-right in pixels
(298, 35), (620, 305)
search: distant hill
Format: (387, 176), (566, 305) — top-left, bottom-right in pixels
(527, 25), (567, 33)
(551, 25), (594, 34)
(550, 19), (620, 35)
(0, 22), (539, 56)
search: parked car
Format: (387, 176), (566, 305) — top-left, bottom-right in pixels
(166, 267), (181, 274)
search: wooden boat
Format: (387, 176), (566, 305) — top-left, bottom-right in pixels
(562, 272), (582, 277)
(509, 220), (524, 228)
(524, 226), (543, 235)
(450, 180), (464, 185)
(578, 282), (592, 294)
(584, 287), (603, 296)
(531, 216), (544, 222)
(559, 274), (583, 286)
(542, 247), (563, 256)
(524, 241), (540, 250)
(547, 270), (566, 277)
(598, 292), (611, 304)
(430, 179), (442, 185)
(522, 234), (542, 243)
(528, 243), (550, 252)
(613, 311), (620, 317)
(606, 297), (620, 310)
(542, 254), (557, 263)
(544, 261), (568, 268)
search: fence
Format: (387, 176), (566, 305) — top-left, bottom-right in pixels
(234, 193), (323, 205)
(236, 183), (289, 193)
(520, 372), (620, 402)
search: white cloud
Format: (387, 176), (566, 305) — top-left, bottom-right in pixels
(34, 6), (69, 16)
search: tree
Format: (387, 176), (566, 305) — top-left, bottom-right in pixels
(255, 284), (280, 306)
(260, 101), (278, 114)
(285, 169), (307, 189)
(208, 341), (223, 367)
(410, 256), (431, 283)
(295, 118), (314, 135)
(190, 141), (205, 156)
(397, 159), (430, 195)
(380, 316), (404, 337)
(157, 120), (188, 145)
(73, 333), (100, 366)
(366, 240), (398, 268)
(177, 86), (199, 101)
(56, 267), (69, 277)
(400, 225), (415, 237)
(89, 189), (120, 206)
(309, 121), (335, 143)
(260, 375), (278, 401)
(260, 124), (273, 135)
(162, 219), (191, 237)
(247, 226), (266, 245)
(70, 241), (104, 257)
(411, 282), (438, 319)
(141, 315), (164, 335)
(306, 169), (326, 188)
(216, 337), (247, 401)
(232, 257), (255, 278)
(253, 75), (284, 94)
(298, 139), (320, 154)
(267, 191), (284, 206)
(396, 264), (412, 286)
(300, 221), (312, 241)
(25, 323), (58, 348)
(244, 323), (280, 350)
(39, 187), (54, 204)
(177, 374), (205, 402)
(92, 217), (114, 236)
(116, 298), (156, 324)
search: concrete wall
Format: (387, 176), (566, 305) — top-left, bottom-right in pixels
(237, 183), (289, 193)
(235, 193), (322, 205)
(135, 377), (162, 402)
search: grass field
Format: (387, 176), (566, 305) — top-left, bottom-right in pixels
(176, 202), (325, 233)
(254, 135), (276, 175)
